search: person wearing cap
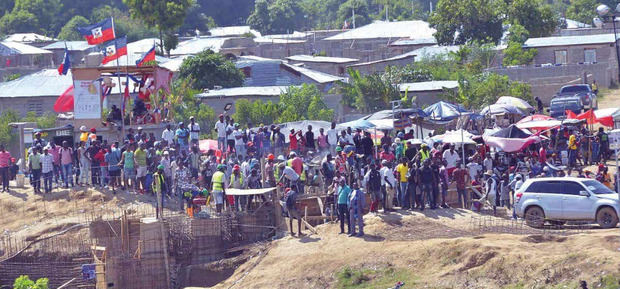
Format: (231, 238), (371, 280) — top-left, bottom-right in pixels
(153, 164), (167, 218)
(160, 150), (172, 193)
(79, 126), (88, 143)
(233, 123), (245, 159)
(395, 157), (409, 208)
(134, 143), (148, 194)
(33, 132), (46, 148)
(393, 137), (403, 161)
(162, 124), (175, 146)
(212, 164), (228, 213)
(28, 146), (42, 193)
(77, 142), (91, 186)
(176, 122), (190, 152)
(230, 164), (246, 211)
(188, 116), (201, 145)
(59, 141), (73, 188)
(134, 127), (143, 144)
(380, 159), (396, 211)
(0, 144), (11, 192)
(265, 154), (276, 187)
(40, 146), (54, 194)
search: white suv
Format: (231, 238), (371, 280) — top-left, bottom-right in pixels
(514, 177), (620, 228)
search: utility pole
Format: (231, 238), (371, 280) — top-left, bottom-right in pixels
(352, 8), (356, 29)
(386, 3), (389, 21)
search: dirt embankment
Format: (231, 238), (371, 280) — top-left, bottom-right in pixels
(204, 210), (620, 289)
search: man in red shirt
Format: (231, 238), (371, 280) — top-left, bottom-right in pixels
(452, 161), (469, 209)
(289, 129), (298, 154)
(0, 144), (11, 192)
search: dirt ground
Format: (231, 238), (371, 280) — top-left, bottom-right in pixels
(203, 210), (620, 289)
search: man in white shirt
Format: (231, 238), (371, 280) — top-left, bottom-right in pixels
(466, 160), (482, 181)
(233, 124), (245, 159)
(345, 127), (354, 145)
(442, 145), (460, 177)
(188, 116), (201, 144)
(161, 124), (175, 146)
(380, 160), (396, 211)
(326, 122), (338, 153)
(214, 114), (227, 152)
(483, 154), (493, 172)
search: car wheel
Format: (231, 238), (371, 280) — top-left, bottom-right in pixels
(596, 207), (618, 229)
(525, 206), (545, 228)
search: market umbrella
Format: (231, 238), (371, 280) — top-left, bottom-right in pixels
(337, 119), (376, 130)
(431, 129), (476, 144)
(423, 101), (469, 121)
(517, 114), (554, 124)
(480, 103), (524, 116)
(53, 85), (74, 113)
(496, 96), (534, 111)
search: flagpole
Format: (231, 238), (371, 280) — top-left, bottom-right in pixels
(111, 16), (126, 141)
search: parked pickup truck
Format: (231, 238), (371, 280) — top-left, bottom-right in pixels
(554, 84), (597, 108)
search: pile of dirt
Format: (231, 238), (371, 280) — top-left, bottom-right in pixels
(206, 210), (620, 289)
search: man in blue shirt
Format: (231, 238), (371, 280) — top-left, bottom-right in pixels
(175, 122), (190, 152)
(348, 181), (366, 237)
(337, 179), (351, 234)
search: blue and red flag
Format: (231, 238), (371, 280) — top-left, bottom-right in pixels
(101, 36), (127, 65)
(136, 45), (156, 67)
(57, 48), (70, 75)
(77, 18), (116, 45)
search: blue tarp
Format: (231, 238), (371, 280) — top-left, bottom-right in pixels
(423, 101), (469, 121)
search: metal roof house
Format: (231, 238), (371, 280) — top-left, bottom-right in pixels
(170, 36), (257, 59)
(42, 41), (97, 67)
(4, 33), (56, 47)
(286, 55), (359, 76)
(0, 69), (72, 117)
(0, 41), (53, 68)
(398, 81), (460, 106)
(196, 86), (291, 114)
(522, 34), (619, 66)
(317, 20), (437, 62)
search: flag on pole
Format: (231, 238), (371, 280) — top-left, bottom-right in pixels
(101, 36), (127, 65)
(57, 48), (71, 75)
(77, 18), (116, 45)
(136, 45), (156, 67)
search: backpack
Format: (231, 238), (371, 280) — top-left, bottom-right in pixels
(368, 170), (381, 191)
(285, 190), (297, 209)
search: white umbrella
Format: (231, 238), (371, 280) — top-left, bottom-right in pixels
(496, 96), (534, 111)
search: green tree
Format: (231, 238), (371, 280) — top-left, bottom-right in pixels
(278, 84), (334, 122)
(247, 0), (271, 33)
(0, 109), (19, 145)
(177, 49), (245, 90)
(123, 0), (193, 53)
(0, 9), (40, 34)
(163, 32), (179, 57)
(429, 0), (504, 45)
(338, 0), (372, 28)
(503, 24), (538, 66)
(169, 79), (217, 138)
(179, 3), (214, 36)
(566, 0), (598, 25)
(200, 0), (255, 27)
(57, 15), (89, 40)
(337, 68), (401, 113)
(11, 0), (62, 34)
(507, 0), (559, 38)
(22, 111), (56, 129)
(268, 0), (305, 34)
(13, 275), (49, 289)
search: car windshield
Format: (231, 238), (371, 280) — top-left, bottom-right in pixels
(583, 180), (615, 194)
(561, 86), (589, 93)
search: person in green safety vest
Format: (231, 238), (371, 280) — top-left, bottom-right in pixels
(152, 164), (166, 219)
(211, 164), (227, 213)
(417, 143), (430, 162)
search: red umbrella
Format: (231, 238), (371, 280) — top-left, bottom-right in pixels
(53, 85), (74, 113)
(517, 114), (554, 124)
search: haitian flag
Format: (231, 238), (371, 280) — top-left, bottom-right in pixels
(57, 48), (70, 75)
(101, 36), (127, 65)
(77, 18), (116, 45)
(136, 45), (156, 67)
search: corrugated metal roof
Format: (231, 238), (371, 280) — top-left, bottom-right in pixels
(411, 45), (460, 59)
(389, 38), (437, 46)
(254, 37), (306, 44)
(196, 86), (291, 98)
(324, 20), (435, 41)
(209, 26), (262, 37)
(348, 50), (416, 67)
(42, 41), (95, 51)
(160, 55), (191, 72)
(0, 69), (72, 98)
(101, 54), (170, 68)
(260, 31), (309, 40)
(524, 33), (617, 48)
(563, 18), (592, 29)
(399, 81), (459, 92)
(0, 41), (52, 55)
(170, 37), (228, 55)
(286, 55), (358, 64)
(282, 63), (345, 84)
(5, 33), (56, 43)
(127, 38), (161, 54)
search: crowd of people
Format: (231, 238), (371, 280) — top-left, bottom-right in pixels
(0, 111), (617, 237)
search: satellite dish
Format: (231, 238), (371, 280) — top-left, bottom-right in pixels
(597, 4), (611, 16)
(594, 17), (604, 28)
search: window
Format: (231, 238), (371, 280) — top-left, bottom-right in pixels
(584, 49), (596, 63)
(559, 181), (585, 195)
(525, 181), (563, 194)
(554, 50), (567, 64)
(583, 180), (615, 194)
(27, 101), (42, 116)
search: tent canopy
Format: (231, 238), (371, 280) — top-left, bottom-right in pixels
(364, 108), (428, 120)
(481, 103), (524, 115)
(423, 101), (469, 121)
(496, 96), (534, 111)
(517, 114), (554, 124)
(337, 119), (375, 130)
(490, 124), (531, 138)
(432, 129), (477, 144)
